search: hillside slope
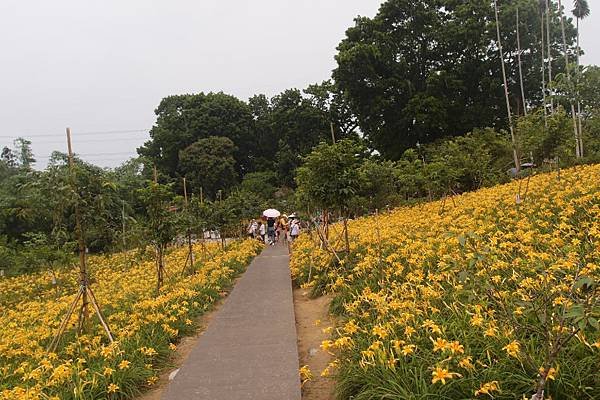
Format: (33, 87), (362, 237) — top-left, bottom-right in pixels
(291, 164), (600, 399)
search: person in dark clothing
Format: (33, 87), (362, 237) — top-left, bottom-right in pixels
(266, 217), (276, 245)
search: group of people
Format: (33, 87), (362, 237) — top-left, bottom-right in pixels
(247, 213), (301, 246)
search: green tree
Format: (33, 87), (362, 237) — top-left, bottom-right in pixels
(178, 136), (238, 200)
(14, 138), (35, 169)
(519, 108), (580, 164)
(296, 139), (366, 252)
(240, 171), (278, 200)
(355, 159), (400, 213)
(268, 89), (332, 185)
(137, 182), (178, 292)
(138, 92), (256, 178)
(334, 0), (577, 159)
(304, 80), (359, 140)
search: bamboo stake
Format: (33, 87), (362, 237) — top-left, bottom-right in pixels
(546, 0), (554, 113)
(47, 128), (115, 349)
(330, 122), (336, 144)
(557, 0), (581, 158)
(182, 177), (195, 275)
(494, 0), (521, 173)
(541, 8), (549, 127)
(517, 7), (528, 116)
(65, 128), (91, 334)
(86, 286), (114, 343)
(47, 287), (84, 352)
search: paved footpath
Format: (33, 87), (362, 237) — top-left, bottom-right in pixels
(162, 244), (301, 400)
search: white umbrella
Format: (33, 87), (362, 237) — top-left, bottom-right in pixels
(263, 209), (281, 218)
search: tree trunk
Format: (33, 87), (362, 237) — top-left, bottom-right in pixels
(156, 246), (164, 294)
(557, 0), (581, 158)
(516, 7), (527, 116)
(494, 0), (520, 173)
(343, 216), (350, 254)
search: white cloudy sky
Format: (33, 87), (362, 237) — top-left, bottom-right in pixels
(0, 0), (598, 169)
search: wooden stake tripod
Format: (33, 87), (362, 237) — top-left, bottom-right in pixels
(47, 128), (114, 353)
(47, 276), (114, 353)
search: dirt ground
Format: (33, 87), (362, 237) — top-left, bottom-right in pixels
(294, 288), (336, 400)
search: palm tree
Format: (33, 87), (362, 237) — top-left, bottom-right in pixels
(573, 0), (590, 156)
(494, 0), (520, 173)
(557, 0), (581, 158)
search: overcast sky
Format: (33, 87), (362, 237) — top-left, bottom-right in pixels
(0, 0), (598, 169)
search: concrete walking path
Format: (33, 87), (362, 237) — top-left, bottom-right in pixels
(161, 244), (301, 400)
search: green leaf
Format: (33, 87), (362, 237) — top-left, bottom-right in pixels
(573, 276), (594, 291)
(565, 304), (585, 318)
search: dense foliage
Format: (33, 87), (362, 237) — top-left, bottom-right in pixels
(334, 0), (576, 159)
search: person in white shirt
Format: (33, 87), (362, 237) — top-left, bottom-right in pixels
(290, 219), (300, 242)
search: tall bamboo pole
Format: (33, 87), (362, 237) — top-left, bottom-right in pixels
(541, 7), (548, 126)
(494, 0), (520, 173)
(66, 128), (90, 333)
(546, 0), (555, 113)
(557, 0), (581, 158)
(516, 7), (528, 116)
(48, 129), (113, 352)
(183, 177), (195, 273)
(575, 15), (584, 156)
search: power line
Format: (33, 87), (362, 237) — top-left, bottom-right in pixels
(0, 129), (150, 139)
(23, 137), (147, 144)
(36, 151), (137, 159)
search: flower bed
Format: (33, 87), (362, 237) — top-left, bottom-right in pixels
(291, 165), (600, 399)
(0, 239), (262, 399)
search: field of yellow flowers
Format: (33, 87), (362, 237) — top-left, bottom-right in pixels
(0, 239), (262, 400)
(291, 164), (600, 399)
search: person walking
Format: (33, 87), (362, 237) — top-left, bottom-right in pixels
(290, 219), (300, 242)
(259, 221), (266, 243)
(278, 215), (289, 245)
(247, 219), (257, 239)
(266, 217), (276, 245)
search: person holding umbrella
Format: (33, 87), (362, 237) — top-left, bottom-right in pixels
(263, 209), (280, 245)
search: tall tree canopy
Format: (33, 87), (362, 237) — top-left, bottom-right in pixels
(178, 136), (238, 199)
(139, 88), (336, 188)
(334, 0), (577, 159)
(138, 92), (256, 178)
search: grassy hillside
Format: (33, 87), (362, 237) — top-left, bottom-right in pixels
(291, 164), (600, 399)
